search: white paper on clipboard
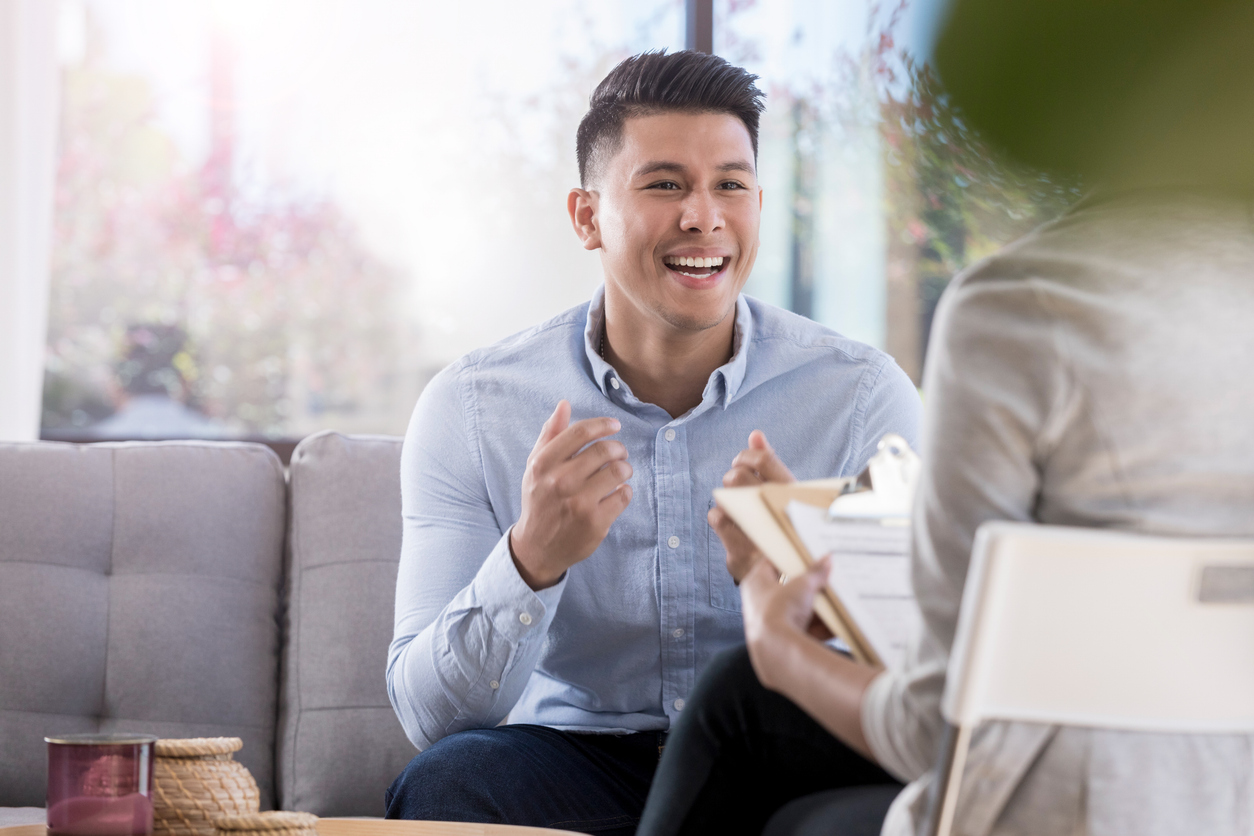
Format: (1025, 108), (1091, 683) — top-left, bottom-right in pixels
(785, 501), (920, 670)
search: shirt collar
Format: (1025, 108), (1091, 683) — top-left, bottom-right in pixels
(583, 285), (754, 409)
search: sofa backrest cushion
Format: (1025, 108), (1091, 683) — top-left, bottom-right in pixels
(0, 441), (286, 808)
(278, 431), (413, 815)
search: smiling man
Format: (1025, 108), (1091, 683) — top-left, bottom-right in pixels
(384, 51), (920, 832)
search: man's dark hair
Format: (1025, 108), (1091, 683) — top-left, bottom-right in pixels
(576, 50), (765, 187)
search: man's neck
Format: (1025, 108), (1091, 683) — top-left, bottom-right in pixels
(601, 297), (736, 420)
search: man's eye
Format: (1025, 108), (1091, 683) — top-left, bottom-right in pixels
(649, 181), (681, 190)
(718, 181), (747, 190)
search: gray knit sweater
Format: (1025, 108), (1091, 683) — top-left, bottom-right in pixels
(864, 190), (1254, 836)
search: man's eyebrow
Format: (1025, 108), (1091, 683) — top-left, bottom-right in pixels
(632, 160), (757, 178)
(717, 161), (755, 175)
(633, 161), (686, 178)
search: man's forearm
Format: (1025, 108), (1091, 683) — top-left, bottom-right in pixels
(388, 534), (565, 750)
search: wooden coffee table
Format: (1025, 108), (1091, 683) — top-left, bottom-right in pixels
(319, 818), (573, 835)
(0, 818), (574, 836)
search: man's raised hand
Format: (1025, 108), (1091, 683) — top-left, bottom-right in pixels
(708, 429), (795, 582)
(510, 400), (633, 590)
(723, 429), (795, 487)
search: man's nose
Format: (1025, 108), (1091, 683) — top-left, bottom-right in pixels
(679, 188), (724, 234)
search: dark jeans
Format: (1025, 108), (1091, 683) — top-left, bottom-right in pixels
(384, 724), (666, 835)
(636, 645), (902, 836)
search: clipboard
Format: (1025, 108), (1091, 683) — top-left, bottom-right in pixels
(712, 434), (921, 670)
(713, 478), (884, 667)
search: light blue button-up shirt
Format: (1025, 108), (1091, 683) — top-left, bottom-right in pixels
(387, 286), (921, 750)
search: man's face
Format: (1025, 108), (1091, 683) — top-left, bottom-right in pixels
(573, 111), (762, 333)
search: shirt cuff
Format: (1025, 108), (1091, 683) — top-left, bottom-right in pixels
(470, 528), (567, 644)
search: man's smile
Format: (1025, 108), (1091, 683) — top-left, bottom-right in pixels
(663, 254), (729, 283)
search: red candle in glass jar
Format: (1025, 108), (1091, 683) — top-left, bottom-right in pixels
(46, 734), (158, 836)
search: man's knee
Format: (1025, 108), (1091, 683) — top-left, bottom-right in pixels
(386, 728), (527, 821)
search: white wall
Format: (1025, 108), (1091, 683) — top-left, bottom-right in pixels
(0, 0), (58, 441)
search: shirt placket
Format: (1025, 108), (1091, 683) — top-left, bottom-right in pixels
(655, 420), (696, 720)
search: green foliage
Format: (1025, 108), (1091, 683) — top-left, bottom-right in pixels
(880, 57), (1081, 279)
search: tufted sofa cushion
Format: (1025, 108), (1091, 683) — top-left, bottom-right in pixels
(0, 441), (286, 808)
(278, 431), (413, 814)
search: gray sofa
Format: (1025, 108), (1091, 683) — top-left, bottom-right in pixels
(0, 432), (416, 818)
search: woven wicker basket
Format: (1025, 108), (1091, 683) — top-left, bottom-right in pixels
(153, 737), (261, 836)
(214, 812), (317, 836)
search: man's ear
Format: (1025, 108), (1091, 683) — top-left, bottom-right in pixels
(568, 188), (601, 251)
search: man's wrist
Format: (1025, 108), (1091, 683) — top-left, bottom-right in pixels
(508, 527), (565, 591)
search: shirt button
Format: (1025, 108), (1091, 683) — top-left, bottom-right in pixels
(610, 378), (620, 390)
(672, 628), (684, 638)
(664, 429), (676, 442)
(489, 680), (500, 690)
(674, 698), (685, 711)
(668, 536), (680, 549)
(519, 612), (533, 626)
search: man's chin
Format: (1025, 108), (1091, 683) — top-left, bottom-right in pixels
(653, 301), (736, 334)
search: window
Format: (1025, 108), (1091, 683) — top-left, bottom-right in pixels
(42, 0), (1075, 442)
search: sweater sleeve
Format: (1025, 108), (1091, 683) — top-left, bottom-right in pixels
(861, 269), (1067, 780)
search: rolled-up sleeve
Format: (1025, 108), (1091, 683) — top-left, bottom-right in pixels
(386, 362), (566, 751)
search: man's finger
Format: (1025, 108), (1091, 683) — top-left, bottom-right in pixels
(534, 416), (622, 469)
(584, 458), (633, 501)
(532, 400), (572, 454)
(731, 446), (794, 484)
(709, 507), (756, 555)
(597, 482), (633, 516)
(722, 465), (763, 488)
(564, 438), (629, 483)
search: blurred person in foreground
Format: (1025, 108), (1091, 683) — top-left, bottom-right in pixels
(383, 50), (920, 831)
(635, 1), (1254, 834)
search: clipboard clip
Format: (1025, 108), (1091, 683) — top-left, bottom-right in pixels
(828, 433), (921, 520)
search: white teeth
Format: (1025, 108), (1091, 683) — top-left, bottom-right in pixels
(665, 255), (726, 269)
